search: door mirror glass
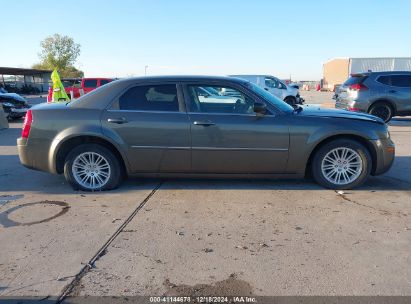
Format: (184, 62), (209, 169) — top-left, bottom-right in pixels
(253, 101), (267, 114)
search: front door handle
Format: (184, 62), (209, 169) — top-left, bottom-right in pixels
(193, 120), (215, 126)
(388, 90), (397, 93)
(107, 117), (128, 124)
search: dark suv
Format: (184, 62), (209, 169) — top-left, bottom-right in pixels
(334, 71), (411, 122)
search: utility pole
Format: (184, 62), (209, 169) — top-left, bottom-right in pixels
(144, 65), (149, 76)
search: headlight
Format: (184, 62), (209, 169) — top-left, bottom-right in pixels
(2, 102), (14, 107)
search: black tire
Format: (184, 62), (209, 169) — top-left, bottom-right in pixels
(311, 139), (372, 190)
(368, 102), (393, 123)
(284, 96), (297, 106)
(64, 144), (122, 191)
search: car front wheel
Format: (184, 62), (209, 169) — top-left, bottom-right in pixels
(64, 144), (122, 191)
(311, 139), (371, 190)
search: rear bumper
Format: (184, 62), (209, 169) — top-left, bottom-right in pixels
(369, 138), (395, 175)
(335, 99), (369, 112)
(17, 137), (54, 173)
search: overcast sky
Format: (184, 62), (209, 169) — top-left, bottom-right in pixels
(2, 0), (411, 80)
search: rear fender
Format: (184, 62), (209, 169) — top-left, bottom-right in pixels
(49, 125), (130, 174)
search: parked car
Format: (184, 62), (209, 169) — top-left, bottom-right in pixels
(334, 71), (411, 122)
(0, 87), (31, 120)
(18, 76), (394, 191)
(47, 77), (113, 101)
(230, 75), (303, 105)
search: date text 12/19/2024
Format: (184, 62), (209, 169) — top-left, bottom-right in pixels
(149, 296), (257, 303)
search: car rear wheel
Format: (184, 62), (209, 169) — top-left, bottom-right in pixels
(311, 139), (371, 190)
(369, 102), (393, 122)
(284, 96), (297, 105)
(64, 144), (122, 191)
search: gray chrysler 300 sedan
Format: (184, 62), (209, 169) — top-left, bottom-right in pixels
(17, 76), (395, 191)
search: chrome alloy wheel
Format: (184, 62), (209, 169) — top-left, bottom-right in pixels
(72, 152), (111, 190)
(321, 147), (363, 185)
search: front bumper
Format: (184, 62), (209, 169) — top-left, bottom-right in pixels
(369, 138), (395, 175)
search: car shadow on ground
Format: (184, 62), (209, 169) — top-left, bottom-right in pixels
(0, 154), (409, 194)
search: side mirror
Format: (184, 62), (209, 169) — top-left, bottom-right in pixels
(253, 101), (267, 115)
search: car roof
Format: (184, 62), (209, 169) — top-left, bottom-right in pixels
(115, 75), (248, 84)
(230, 74), (276, 78)
(352, 71), (411, 77)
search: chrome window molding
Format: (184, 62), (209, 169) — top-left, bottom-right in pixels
(187, 112), (274, 117)
(107, 109), (185, 114)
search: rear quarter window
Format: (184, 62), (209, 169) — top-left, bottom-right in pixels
(376, 76), (391, 86)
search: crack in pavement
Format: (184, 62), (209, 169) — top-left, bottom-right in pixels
(56, 181), (163, 303)
(335, 191), (407, 217)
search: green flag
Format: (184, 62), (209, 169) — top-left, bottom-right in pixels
(51, 69), (69, 102)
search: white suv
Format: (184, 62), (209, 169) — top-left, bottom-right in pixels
(230, 75), (303, 105)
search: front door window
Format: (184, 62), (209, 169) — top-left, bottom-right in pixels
(186, 85), (255, 114)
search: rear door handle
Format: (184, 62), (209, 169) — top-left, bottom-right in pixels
(107, 117), (128, 124)
(388, 90), (397, 93)
(193, 120), (215, 126)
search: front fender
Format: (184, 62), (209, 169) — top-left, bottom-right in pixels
(286, 117), (384, 174)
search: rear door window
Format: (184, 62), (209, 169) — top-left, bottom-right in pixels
(390, 75), (411, 87)
(117, 84), (179, 111)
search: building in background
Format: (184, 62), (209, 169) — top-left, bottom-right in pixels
(0, 67), (52, 93)
(322, 57), (411, 91)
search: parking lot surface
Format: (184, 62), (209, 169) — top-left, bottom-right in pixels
(0, 93), (410, 298)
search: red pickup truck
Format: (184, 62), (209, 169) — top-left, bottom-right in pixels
(47, 78), (113, 101)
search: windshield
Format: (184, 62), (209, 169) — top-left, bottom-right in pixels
(245, 82), (294, 112)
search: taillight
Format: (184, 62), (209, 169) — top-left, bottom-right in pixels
(349, 83), (368, 91)
(22, 110), (33, 139)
